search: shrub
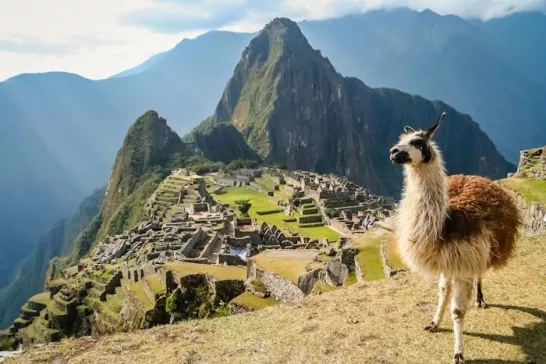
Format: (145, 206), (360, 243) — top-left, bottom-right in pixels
(234, 199), (252, 216)
(214, 301), (231, 318)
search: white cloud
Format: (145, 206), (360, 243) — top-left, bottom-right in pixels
(0, 0), (206, 81)
(0, 0), (544, 81)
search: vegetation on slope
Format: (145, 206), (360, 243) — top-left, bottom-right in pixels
(10, 233), (545, 364)
(0, 187), (104, 329)
(185, 118), (260, 164)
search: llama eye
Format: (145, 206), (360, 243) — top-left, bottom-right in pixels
(410, 140), (425, 149)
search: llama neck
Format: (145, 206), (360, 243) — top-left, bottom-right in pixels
(397, 154), (449, 243)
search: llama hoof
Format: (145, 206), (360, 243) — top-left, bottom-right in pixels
(453, 353), (464, 363)
(424, 321), (439, 332)
(476, 300), (488, 309)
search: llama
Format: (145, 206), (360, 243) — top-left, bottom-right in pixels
(389, 112), (521, 364)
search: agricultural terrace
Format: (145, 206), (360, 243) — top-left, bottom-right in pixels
(209, 185), (340, 242)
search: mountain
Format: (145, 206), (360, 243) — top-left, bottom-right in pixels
(111, 51), (169, 78)
(97, 110), (193, 240)
(297, 8), (546, 161)
(192, 17), (514, 197)
(0, 187), (104, 329)
(185, 118), (261, 164)
(474, 11), (546, 89)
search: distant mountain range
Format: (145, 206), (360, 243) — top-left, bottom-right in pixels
(0, 7), (543, 326)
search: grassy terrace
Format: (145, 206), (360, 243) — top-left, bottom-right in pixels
(251, 250), (318, 284)
(352, 233), (385, 281)
(500, 177), (546, 206)
(210, 186), (340, 242)
(144, 274), (165, 295)
(28, 292), (51, 306)
(385, 235), (405, 270)
(130, 280), (155, 312)
(231, 292), (279, 310)
(164, 262), (246, 281)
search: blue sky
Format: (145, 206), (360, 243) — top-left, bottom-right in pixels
(0, 0), (545, 81)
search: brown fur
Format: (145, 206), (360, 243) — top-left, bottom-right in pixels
(445, 174), (522, 269)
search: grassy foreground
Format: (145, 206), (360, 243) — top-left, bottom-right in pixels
(9, 234), (546, 364)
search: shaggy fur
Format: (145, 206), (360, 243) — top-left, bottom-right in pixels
(390, 112), (522, 364)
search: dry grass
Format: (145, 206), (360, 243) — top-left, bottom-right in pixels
(251, 250), (319, 284)
(8, 233), (546, 364)
(164, 262), (246, 281)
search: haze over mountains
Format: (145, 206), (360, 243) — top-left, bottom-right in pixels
(0, 7), (543, 327)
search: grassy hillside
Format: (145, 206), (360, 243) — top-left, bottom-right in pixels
(9, 233), (545, 364)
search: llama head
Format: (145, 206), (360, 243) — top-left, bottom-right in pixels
(389, 112), (446, 166)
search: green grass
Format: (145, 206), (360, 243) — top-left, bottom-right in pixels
(251, 250), (318, 284)
(211, 186), (340, 242)
(28, 292), (52, 306)
(231, 292), (279, 310)
(501, 177), (546, 206)
(353, 234), (385, 281)
(385, 235), (406, 270)
(129, 280), (155, 312)
(254, 176), (278, 191)
(164, 262), (246, 281)
(144, 274), (165, 295)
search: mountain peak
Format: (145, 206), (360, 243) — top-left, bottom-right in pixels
(250, 17), (310, 56)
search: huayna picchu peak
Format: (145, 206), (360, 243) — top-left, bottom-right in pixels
(194, 19), (514, 196)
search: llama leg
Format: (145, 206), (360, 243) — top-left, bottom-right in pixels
(425, 273), (452, 332)
(475, 278), (487, 309)
(451, 278), (473, 364)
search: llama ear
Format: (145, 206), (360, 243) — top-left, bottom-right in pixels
(404, 126), (416, 134)
(424, 112), (446, 139)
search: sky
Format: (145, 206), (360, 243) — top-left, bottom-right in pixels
(0, 0), (545, 81)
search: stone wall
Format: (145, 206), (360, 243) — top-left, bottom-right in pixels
(199, 232), (221, 259)
(212, 279), (245, 305)
(99, 271), (123, 301)
(516, 146), (546, 180)
(247, 260), (304, 302)
(141, 278), (157, 303)
(508, 189), (546, 236)
(218, 254), (246, 266)
(180, 228), (206, 257)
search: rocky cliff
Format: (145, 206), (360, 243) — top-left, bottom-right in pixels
(194, 17), (515, 196)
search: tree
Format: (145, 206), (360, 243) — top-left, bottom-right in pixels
(235, 199), (252, 216)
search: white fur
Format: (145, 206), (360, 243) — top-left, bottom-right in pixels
(393, 129), (489, 363)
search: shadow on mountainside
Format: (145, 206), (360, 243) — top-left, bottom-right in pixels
(467, 304), (546, 364)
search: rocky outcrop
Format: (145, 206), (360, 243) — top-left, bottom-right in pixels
(515, 146), (546, 180)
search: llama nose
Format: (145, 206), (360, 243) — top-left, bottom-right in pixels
(390, 147), (400, 155)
